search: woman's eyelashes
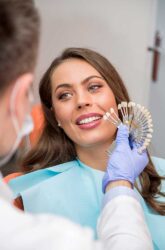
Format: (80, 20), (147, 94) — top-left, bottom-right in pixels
(88, 83), (103, 92)
(58, 92), (72, 100)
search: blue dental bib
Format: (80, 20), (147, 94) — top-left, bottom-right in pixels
(9, 157), (165, 248)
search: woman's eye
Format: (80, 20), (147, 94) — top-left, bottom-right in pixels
(58, 92), (72, 100)
(89, 84), (102, 92)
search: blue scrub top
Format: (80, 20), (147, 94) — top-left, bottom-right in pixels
(9, 157), (165, 249)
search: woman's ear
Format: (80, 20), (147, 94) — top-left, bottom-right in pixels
(11, 73), (34, 127)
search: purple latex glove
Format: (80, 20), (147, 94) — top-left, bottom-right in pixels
(102, 124), (149, 193)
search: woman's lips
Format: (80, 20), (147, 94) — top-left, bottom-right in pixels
(76, 113), (102, 129)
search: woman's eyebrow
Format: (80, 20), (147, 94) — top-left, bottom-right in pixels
(54, 75), (104, 92)
(55, 83), (72, 92)
(82, 75), (104, 84)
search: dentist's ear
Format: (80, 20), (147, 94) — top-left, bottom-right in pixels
(9, 73), (34, 128)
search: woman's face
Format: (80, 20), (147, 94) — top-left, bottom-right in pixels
(51, 58), (117, 150)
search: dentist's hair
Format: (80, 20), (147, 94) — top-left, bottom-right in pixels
(0, 0), (40, 94)
(22, 47), (165, 215)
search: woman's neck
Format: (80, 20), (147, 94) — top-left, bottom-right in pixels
(76, 143), (111, 172)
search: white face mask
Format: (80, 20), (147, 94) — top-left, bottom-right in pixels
(0, 81), (34, 167)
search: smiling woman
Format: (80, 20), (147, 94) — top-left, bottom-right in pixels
(51, 58), (117, 167)
(8, 48), (165, 247)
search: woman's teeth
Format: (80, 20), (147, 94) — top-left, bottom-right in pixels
(78, 116), (101, 125)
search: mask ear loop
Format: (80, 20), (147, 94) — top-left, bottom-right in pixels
(0, 81), (22, 167)
(10, 80), (22, 135)
(0, 82), (34, 167)
(10, 81), (34, 133)
(22, 87), (34, 150)
(10, 82), (34, 136)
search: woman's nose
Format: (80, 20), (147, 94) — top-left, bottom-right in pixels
(77, 102), (91, 109)
(76, 93), (92, 110)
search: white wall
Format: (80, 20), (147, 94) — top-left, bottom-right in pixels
(149, 0), (165, 158)
(34, 0), (156, 107)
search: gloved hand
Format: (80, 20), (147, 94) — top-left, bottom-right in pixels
(102, 123), (149, 193)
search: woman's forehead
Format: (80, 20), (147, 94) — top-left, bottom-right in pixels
(51, 58), (102, 86)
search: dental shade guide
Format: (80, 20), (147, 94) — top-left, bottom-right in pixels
(103, 102), (153, 154)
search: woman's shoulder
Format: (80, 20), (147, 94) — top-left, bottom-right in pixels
(151, 156), (165, 176)
(8, 160), (78, 198)
(151, 156), (165, 199)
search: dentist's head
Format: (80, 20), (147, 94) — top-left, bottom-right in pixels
(0, 0), (40, 166)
